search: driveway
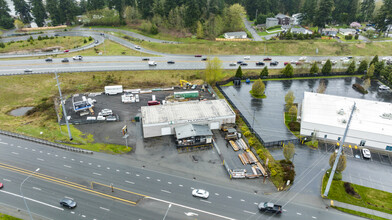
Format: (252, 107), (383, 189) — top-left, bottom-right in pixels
(243, 18), (262, 41)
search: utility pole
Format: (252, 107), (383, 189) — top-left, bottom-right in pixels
(255, 9), (258, 21)
(55, 71), (73, 141)
(323, 102), (356, 197)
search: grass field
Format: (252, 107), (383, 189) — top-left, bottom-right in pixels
(0, 36), (89, 53)
(0, 213), (21, 220)
(321, 173), (392, 215)
(0, 69), (216, 153)
(334, 207), (389, 220)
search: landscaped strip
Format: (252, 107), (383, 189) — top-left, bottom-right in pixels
(333, 207), (389, 220)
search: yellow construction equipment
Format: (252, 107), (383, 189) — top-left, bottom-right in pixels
(180, 80), (192, 89)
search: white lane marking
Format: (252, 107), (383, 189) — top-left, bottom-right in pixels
(282, 209), (287, 212)
(97, 165), (101, 167)
(125, 172), (130, 174)
(157, 179), (161, 182)
(161, 190), (171, 194)
(17, 146), (21, 148)
(25, 148), (28, 150)
(125, 181), (135, 184)
(179, 184), (183, 187)
(227, 196), (232, 199)
(39, 151), (42, 153)
(254, 202), (258, 205)
(243, 210), (256, 215)
(71, 159), (75, 161)
(88, 163), (92, 165)
(65, 196), (74, 200)
(190, 187), (195, 190)
(116, 169), (120, 172)
(47, 153), (51, 155)
(200, 200), (211, 204)
(240, 199), (245, 202)
(107, 167), (110, 170)
(11, 152), (19, 155)
(37, 158), (44, 161)
(146, 177), (150, 179)
(10, 144), (13, 146)
(64, 165), (72, 168)
(55, 154), (58, 157)
(185, 212), (199, 217)
(297, 212), (302, 215)
(168, 182), (172, 184)
(33, 187), (41, 191)
(0, 190), (64, 210)
(312, 216), (317, 219)
(93, 172), (102, 176)
(63, 157), (66, 159)
(100, 207), (110, 211)
(71, 211), (75, 214)
(82, 215), (86, 218)
(80, 161), (83, 163)
(136, 174), (140, 177)
(3, 179), (11, 182)
(0, 142), (8, 145)
(32, 149), (36, 151)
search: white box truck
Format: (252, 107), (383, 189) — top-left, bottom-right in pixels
(105, 85), (123, 95)
(148, 61), (157, 66)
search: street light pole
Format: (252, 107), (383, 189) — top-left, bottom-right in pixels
(20, 168), (40, 220)
(162, 203), (172, 220)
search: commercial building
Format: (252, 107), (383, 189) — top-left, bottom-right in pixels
(175, 124), (213, 151)
(141, 99), (236, 138)
(300, 92), (392, 151)
(223, 32), (247, 39)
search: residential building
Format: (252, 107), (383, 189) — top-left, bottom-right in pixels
(291, 27), (313, 35)
(275, 13), (292, 25)
(266, 18), (279, 28)
(321, 28), (338, 36)
(224, 31), (247, 39)
(292, 13), (302, 25)
(339, 28), (356, 36)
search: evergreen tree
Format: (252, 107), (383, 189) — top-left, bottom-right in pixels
(87, 0), (105, 11)
(375, 0), (392, 32)
(360, 0), (375, 22)
(260, 66), (268, 78)
(374, 61), (385, 77)
(0, 0), (14, 29)
(347, 61), (356, 74)
(58, 0), (77, 24)
(367, 63), (375, 78)
(321, 59), (332, 75)
(357, 60), (368, 74)
(12, 0), (32, 24)
(235, 66), (243, 78)
(31, 0), (47, 27)
(282, 63), (294, 77)
(369, 55), (378, 67)
(46, 0), (60, 25)
(315, 0), (334, 28)
(196, 21), (204, 39)
(310, 62), (319, 74)
(301, 0), (317, 25)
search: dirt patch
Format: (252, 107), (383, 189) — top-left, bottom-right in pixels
(355, 43), (366, 49)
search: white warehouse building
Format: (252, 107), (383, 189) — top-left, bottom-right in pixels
(300, 92), (392, 151)
(141, 99), (236, 138)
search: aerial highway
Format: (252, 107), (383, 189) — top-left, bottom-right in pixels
(0, 134), (363, 220)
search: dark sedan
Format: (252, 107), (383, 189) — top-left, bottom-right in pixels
(61, 58), (69, 63)
(201, 58), (208, 61)
(256, 62), (265, 66)
(45, 58), (53, 62)
(167, 61), (175, 64)
(142, 58), (150, 61)
(270, 61), (279, 66)
(195, 55), (202, 57)
(60, 198), (77, 209)
(240, 63), (248, 66)
(237, 61), (243, 64)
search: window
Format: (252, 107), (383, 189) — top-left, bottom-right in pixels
(337, 137), (341, 141)
(359, 140), (366, 146)
(324, 135), (328, 139)
(386, 146), (392, 151)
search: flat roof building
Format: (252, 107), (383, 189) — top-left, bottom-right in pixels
(300, 92), (392, 151)
(141, 99), (236, 138)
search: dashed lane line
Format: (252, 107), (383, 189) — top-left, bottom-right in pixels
(93, 172), (102, 176)
(125, 180), (135, 184)
(11, 152), (19, 155)
(100, 207), (110, 211)
(37, 158), (44, 161)
(33, 187), (41, 191)
(200, 200), (211, 204)
(243, 210), (256, 215)
(161, 190), (171, 194)
(64, 165), (72, 168)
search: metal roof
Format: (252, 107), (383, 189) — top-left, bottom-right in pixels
(175, 124), (212, 139)
(301, 92), (392, 136)
(141, 99), (235, 125)
(224, 31), (247, 37)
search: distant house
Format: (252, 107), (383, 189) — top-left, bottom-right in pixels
(321, 28), (338, 36)
(350, 22), (361, 29)
(275, 13), (292, 25)
(266, 18), (279, 28)
(292, 13), (302, 25)
(366, 27), (376, 32)
(291, 27), (313, 35)
(339, 28), (356, 36)
(223, 31), (247, 39)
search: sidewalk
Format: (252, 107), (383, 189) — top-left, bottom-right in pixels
(327, 199), (392, 219)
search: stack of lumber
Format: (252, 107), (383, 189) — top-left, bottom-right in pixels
(256, 162), (267, 176)
(245, 150), (258, 164)
(229, 140), (239, 151)
(238, 154), (246, 165)
(236, 138), (249, 150)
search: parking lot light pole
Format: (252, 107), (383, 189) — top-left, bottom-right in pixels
(55, 71), (73, 141)
(20, 168), (40, 220)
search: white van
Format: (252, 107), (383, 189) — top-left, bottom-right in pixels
(148, 61), (157, 66)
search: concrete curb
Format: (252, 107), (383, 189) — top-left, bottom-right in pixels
(0, 129), (93, 154)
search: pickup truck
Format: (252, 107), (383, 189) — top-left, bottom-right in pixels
(258, 202), (282, 214)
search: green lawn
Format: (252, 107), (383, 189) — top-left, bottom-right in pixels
(0, 36), (89, 53)
(321, 173), (392, 215)
(257, 30), (281, 36)
(0, 213), (22, 220)
(334, 207), (389, 220)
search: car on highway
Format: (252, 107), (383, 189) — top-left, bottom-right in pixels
(299, 56), (307, 61)
(195, 55), (202, 57)
(192, 189), (209, 199)
(148, 61), (157, 66)
(142, 58), (150, 61)
(167, 61), (175, 64)
(263, 57), (272, 61)
(60, 198), (77, 209)
(290, 60), (297, 64)
(100, 33), (105, 36)
(258, 202), (282, 214)
(255, 62), (265, 66)
(284, 62), (289, 66)
(244, 56), (250, 60)
(237, 61), (243, 64)
(45, 57), (53, 62)
(73, 55), (83, 60)
(229, 63), (237, 66)
(64, 49), (69, 52)
(201, 58), (208, 61)
(295, 61), (303, 65)
(135, 45), (141, 49)
(240, 62), (248, 66)
(24, 69), (33, 73)
(362, 148), (371, 159)
(95, 40), (99, 44)
(62, 58), (69, 63)
(0, 182), (3, 189)
(270, 61), (279, 66)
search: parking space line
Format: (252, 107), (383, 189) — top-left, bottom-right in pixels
(100, 207), (110, 211)
(243, 210), (256, 215)
(168, 182), (172, 184)
(146, 177), (150, 179)
(125, 180), (135, 184)
(33, 187), (41, 191)
(200, 200), (211, 204)
(161, 190), (171, 194)
(3, 179), (11, 182)
(37, 158), (44, 161)
(93, 172), (102, 176)
(179, 184), (183, 187)
(32, 149), (36, 151)
(11, 152), (19, 155)
(157, 179), (161, 182)
(64, 165), (72, 168)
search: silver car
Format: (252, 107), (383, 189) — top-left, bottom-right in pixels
(362, 148), (371, 159)
(192, 189), (209, 199)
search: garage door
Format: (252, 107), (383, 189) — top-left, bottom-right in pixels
(210, 122), (219, 130)
(161, 127), (172, 135)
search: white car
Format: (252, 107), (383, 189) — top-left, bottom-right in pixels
(244, 56), (250, 60)
(299, 56), (307, 61)
(100, 109), (113, 116)
(73, 55), (83, 60)
(290, 60), (297, 64)
(362, 148), (371, 159)
(192, 189), (209, 199)
(135, 45), (141, 49)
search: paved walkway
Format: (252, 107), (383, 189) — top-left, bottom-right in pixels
(328, 199), (392, 219)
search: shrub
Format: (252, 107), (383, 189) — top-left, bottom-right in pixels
(288, 122), (300, 131)
(354, 34), (359, 40)
(0, 42), (5, 48)
(357, 60), (368, 74)
(260, 66), (268, 78)
(38, 36), (42, 40)
(281, 63), (294, 77)
(250, 79), (265, 97)
(310, 62), (319, 74)
(248, 137), (256, 146)
(345, 34), (353, 40)
(270, 168), (277, 176)
(88, 36), (93, 41)
(267, 25), (281, 31)
(235, 66), (243, 78)
(84, 39), (87, 43)
(321, 59), (332, 75)
(243, 131), (251, 137)
(344, 182), (361, 199)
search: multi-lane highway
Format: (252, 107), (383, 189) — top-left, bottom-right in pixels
(0, 134), (363, 220)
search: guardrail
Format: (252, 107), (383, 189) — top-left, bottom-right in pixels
(0, 129), (93, 154)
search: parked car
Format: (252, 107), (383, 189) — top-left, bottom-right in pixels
(0, 182), (3, 189)
(54, 33), (59, 37)
(256, 62), (265, 66)
(229, 63), (237, 66)
(244, 56), (250, 60)
(24, 69), (33, 73)
(296, 62), (303, 65)
(106, 115), (117, 121)
(192, 189), (209, 199)
(142, 58), (150, 61)
(135, 45), (141, 49)
(270, 61), (279, 66)
(60, 198), (77, 209)
(64, 49), (69, 52)
(201, 58), (208, 61)
(73, 55), (83, 60)
(148, 101), (160, 106)
(62, 58), (69, 63)
(258, 202), (282, 214)
(263, 57), (272, 61)
(195, 55), (202, 57)
(45, 57), (53, 62)
(167, 61), (175, 64)
(100, 109), (113, 116)
(362, 148), (371, 159)
(100, 33), (105, 36)
(284, 62), (289, 66)
(240, 63), (248, 66)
